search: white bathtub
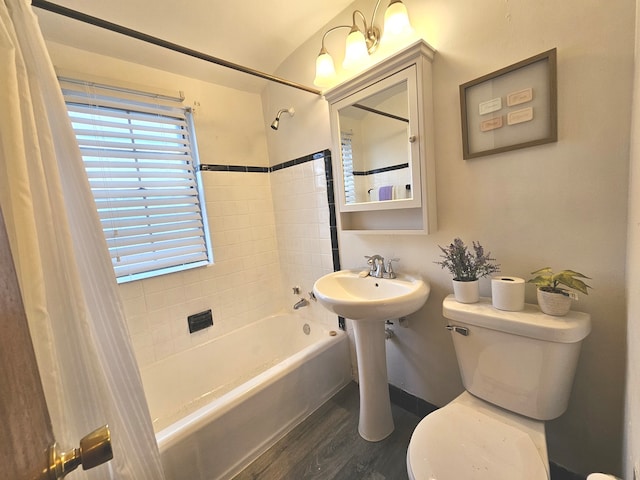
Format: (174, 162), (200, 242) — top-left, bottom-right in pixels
(140, 312), (351, 480)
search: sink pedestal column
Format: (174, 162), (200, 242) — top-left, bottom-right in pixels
(351, 320), (394, 441)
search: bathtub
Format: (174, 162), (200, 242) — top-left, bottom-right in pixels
(140, 312), (351, 480)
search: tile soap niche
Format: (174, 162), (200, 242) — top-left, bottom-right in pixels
(325, 40), (437, 235)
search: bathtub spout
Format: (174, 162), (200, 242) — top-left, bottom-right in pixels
(293, 298), (309, 310)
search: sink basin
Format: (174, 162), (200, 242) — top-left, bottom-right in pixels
(313, 270), (430, 321)
(313, 269), (430, 441)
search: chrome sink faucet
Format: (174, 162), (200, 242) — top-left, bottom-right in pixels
(365, 255), (385, 278)
(365, 255), (398, 279)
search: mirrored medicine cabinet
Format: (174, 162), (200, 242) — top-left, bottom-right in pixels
(325, 40), (437, 234)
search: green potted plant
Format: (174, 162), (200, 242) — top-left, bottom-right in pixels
(527, 267), (592, 316)
(435, 238), (500, 303)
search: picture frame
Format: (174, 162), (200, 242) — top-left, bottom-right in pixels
(459, 48), (557, 159)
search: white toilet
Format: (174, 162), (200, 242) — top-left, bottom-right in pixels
(407, 295), (591, 480)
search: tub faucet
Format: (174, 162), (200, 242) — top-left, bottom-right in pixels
(293, 298), (309, 310)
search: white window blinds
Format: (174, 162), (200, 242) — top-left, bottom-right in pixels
(61, 79), (212, 283)
(340, 131), (356, 203)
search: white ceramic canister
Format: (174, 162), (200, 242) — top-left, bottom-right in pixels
(452, 279), (479, 303)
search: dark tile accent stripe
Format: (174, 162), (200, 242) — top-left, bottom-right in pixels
(199, 164), (269, 173)
(321, 153), (340, 273)
(389, 384), (438, 419)
(353, 162), (409, 176)
(338, 317), (346, 330)
(321, 153), (345, 332)
(200, 149), (331, 173)
(549, 463), (586, 480)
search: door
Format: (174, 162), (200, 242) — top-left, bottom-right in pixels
(0, 205), (54, 478)
(0, 206), (112, 479)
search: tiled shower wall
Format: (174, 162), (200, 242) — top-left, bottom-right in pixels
(271, 152), (339, 330)
(118, 151), (338, 370)
(119, 167), (282, 369)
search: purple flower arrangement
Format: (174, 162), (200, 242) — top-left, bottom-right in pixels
(435, 238), (500, 282)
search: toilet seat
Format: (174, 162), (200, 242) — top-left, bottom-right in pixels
(407, 392), (549, 480)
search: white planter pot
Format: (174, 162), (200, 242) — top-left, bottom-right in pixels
(452, 279), (479, 304)
(537, 288), (572, 316)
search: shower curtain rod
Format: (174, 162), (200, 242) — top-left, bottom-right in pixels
(31, 0), (322, 96)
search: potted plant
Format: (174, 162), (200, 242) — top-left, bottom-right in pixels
(527, 267), (592, 316)
(435, 238), (500, 303)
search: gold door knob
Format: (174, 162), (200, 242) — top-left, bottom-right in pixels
(40, 425), (113, 480)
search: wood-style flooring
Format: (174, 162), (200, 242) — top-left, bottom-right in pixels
(233, 382), (417, 480)
(233, 381), (585, 480)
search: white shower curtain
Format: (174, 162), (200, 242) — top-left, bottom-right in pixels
(0, 1), (165, 478)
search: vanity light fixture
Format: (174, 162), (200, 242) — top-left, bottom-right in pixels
(313, 0), (412, 88)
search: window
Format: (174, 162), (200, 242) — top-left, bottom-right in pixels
(340, 130), (356, 203)
(61, 79), (212, 283)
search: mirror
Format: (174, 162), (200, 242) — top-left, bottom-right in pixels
(338, 80), (412, 204)
(329, 65), (421, 212)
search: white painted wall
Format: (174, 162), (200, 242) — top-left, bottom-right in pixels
(624, 2), (640, 479)
(265, 0), (635, 475)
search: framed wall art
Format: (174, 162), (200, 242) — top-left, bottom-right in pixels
(459, 48), (557, 159)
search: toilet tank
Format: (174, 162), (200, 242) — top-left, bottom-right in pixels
(443, 296), (591, 420)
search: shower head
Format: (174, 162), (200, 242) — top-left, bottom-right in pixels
(271, 107), (295, 130)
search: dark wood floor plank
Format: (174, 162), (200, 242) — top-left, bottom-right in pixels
(234, 382), (419, 480)
(234, 386), (360, 479)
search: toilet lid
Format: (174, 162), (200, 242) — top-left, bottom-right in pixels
(407, 401), (548, 480)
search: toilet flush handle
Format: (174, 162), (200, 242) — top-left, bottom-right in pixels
(446, 325), (469, 336)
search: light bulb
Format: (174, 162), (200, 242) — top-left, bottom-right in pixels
(384, 0), (412, 37)
(314, 49), (337, 87)
(342, 27), (369, 69)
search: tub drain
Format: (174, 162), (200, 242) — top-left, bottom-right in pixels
(303, 323), (311, 335)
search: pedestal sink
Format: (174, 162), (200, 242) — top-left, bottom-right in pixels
(312, 270), (430, 441)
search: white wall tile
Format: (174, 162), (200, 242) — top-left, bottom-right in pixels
(119, 156), (334, 369)
(122, 295), (148, 318)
